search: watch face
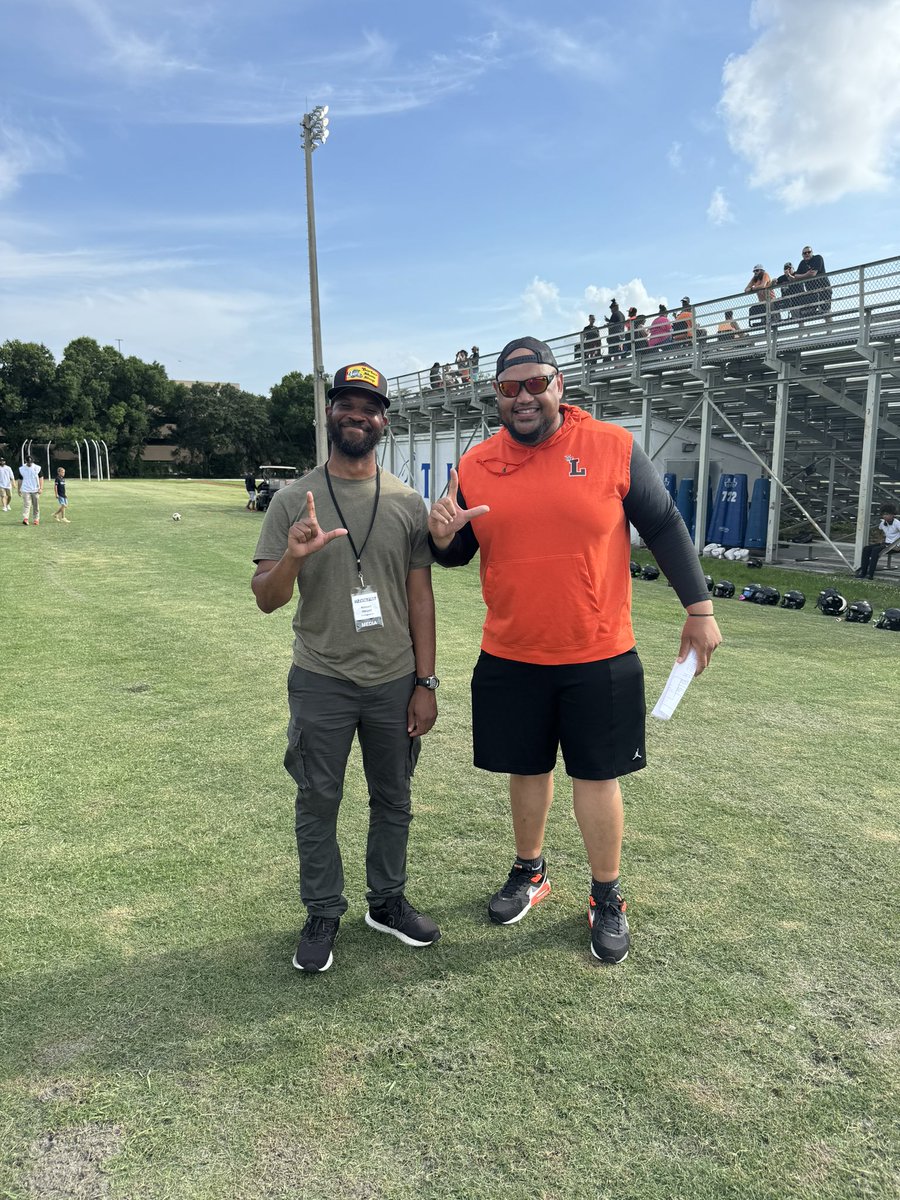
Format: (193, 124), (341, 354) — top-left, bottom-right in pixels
(417, 675), (439, 689)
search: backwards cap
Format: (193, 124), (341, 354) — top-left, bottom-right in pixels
(495, 337), (559, 377)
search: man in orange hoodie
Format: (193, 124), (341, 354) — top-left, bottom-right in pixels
(428, 337), (721, 964)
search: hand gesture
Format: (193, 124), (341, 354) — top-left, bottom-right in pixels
(287, 492), (347, 560)
(428, 467), (490, 549)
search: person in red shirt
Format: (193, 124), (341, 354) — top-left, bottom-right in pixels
(429, 337), (721, 964)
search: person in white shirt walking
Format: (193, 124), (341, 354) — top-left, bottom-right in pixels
(17, 455), (42, 525)
(0, 458), (14, 512)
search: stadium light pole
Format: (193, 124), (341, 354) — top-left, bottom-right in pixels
(301, 105), (330, 465)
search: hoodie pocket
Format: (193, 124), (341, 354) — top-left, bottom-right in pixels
(483, 554), (604, 653)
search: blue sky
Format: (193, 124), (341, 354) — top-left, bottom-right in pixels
(2, 0), (899, 394)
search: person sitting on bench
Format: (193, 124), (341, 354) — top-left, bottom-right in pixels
(855, 503), (900, 579)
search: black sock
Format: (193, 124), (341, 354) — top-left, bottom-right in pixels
(591, 876), (620, 899)
(517, 855), (544, 872)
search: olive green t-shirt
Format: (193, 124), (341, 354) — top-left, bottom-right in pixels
(253, 466), (432, 686)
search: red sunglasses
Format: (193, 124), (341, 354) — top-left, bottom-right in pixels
(496, 374), (558, 399)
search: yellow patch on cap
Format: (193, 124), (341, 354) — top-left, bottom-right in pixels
(344, 364), (380, 387)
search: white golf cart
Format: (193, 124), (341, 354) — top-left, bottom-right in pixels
(255, 465), (299, 512)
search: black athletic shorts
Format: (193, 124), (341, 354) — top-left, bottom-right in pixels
(471, 648), (646, 780)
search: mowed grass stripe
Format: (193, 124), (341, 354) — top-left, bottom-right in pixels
(0, 480), (897, 1200)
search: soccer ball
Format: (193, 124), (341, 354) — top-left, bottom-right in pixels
(172, 513), (182, 522)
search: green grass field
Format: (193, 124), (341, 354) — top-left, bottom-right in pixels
(1, 480), (898, 1200)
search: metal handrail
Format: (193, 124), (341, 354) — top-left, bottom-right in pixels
(384, 254), (900, 403)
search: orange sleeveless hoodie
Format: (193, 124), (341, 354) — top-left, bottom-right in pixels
(457, 405), (635, 665)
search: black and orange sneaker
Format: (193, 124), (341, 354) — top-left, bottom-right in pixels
(588, 886), (629, 963)
(488, 858), (551, 925)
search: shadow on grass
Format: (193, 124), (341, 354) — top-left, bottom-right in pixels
(2, 902), (611, 1082)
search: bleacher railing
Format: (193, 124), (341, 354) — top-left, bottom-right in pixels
(384, 255), (900, 415)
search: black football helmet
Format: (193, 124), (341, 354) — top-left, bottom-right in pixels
(845, 600), (873, 624)
(875, 607), (900, 631)
(755, 585), (780, 606)
(816, 588), (847, 617)
(740, 583), (764, 602)
(703, 573), (714, 592)
(641, 564), (660, 580)
(630, 560), (641, 577)
(780, 589), (806, 610)
(712, 580), (735, 599)
(747, 557), (763, 568)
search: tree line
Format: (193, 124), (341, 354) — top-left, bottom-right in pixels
(0, 337), (317, 476)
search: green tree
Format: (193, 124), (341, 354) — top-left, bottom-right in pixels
(170, 382), (272, 476)
(0, 340), (57, 447)
(268, 371), (316, 470)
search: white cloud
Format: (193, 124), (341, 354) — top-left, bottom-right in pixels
(583, 280), (669, 323)
(706, 187), (733, 225)
(519, 277), (669, 333)
(64, 0), (204, 78)
(0, 240), (205, 282)
(521, 278), (564, 323)
(667, 141), (683, 170)
(0, 122), (70, 199)
(2, 284), (303, 394)
(720, 0), (900, 207)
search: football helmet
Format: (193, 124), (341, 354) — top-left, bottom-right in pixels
(755, 585), (780, 606)
(845, 600), (873, 624)
(740, 583), (764, 602)
(875, 607), (900, 631)
(816, 588), (847, 617)
(641, 564), (660, 580)
(746, 557), (763, 569)
(630, 560), (641, 577)
(712, 580), (735, 598)
(703, 573), (714, 592)
(780, 590), (806, 610)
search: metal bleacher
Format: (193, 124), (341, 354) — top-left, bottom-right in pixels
(380, 255), (900, 570)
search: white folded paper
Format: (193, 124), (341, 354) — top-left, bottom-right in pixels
(651, 648), (699, 721)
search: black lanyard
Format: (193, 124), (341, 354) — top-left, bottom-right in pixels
(323, 464), (380, 587)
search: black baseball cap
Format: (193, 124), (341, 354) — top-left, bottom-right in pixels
(495, 337), (559, 377)
(327, 362), (390, 407)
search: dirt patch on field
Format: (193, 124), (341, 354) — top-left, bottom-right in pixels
(25, 1123), (123, 1198)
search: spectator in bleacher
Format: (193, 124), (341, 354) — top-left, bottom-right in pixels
(430, 362), (442, 390)
(716, 309), (743, 340)
(744, 265), (775, 303)
(470, 346), (480, 381)
(745, 265), (776, 329)
(624, 307), (639, 354)
(648, 304), (672, 349)
(455, 349), (470, 384)
(607, 300), (625, 359)
(855, 503), (900, 579)
(582, 314), (601, 360)
(792, 246), (832, 323)
(632, 314), (649, 353)
(775, 262), (803, 322)
(672, 297), (694, 343)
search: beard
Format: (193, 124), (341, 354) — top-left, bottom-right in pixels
(326, 414), (384, 457)
(498, 409), (560, 446)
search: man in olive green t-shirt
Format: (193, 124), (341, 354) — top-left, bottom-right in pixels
(252, 362), (441, 973)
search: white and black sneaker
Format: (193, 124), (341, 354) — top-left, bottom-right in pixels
(365, 895), (441, 947)
(292, 915), (340, 972)
(488, 858), (551, 925)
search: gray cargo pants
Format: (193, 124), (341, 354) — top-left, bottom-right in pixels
(284, 665), (420, 918)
